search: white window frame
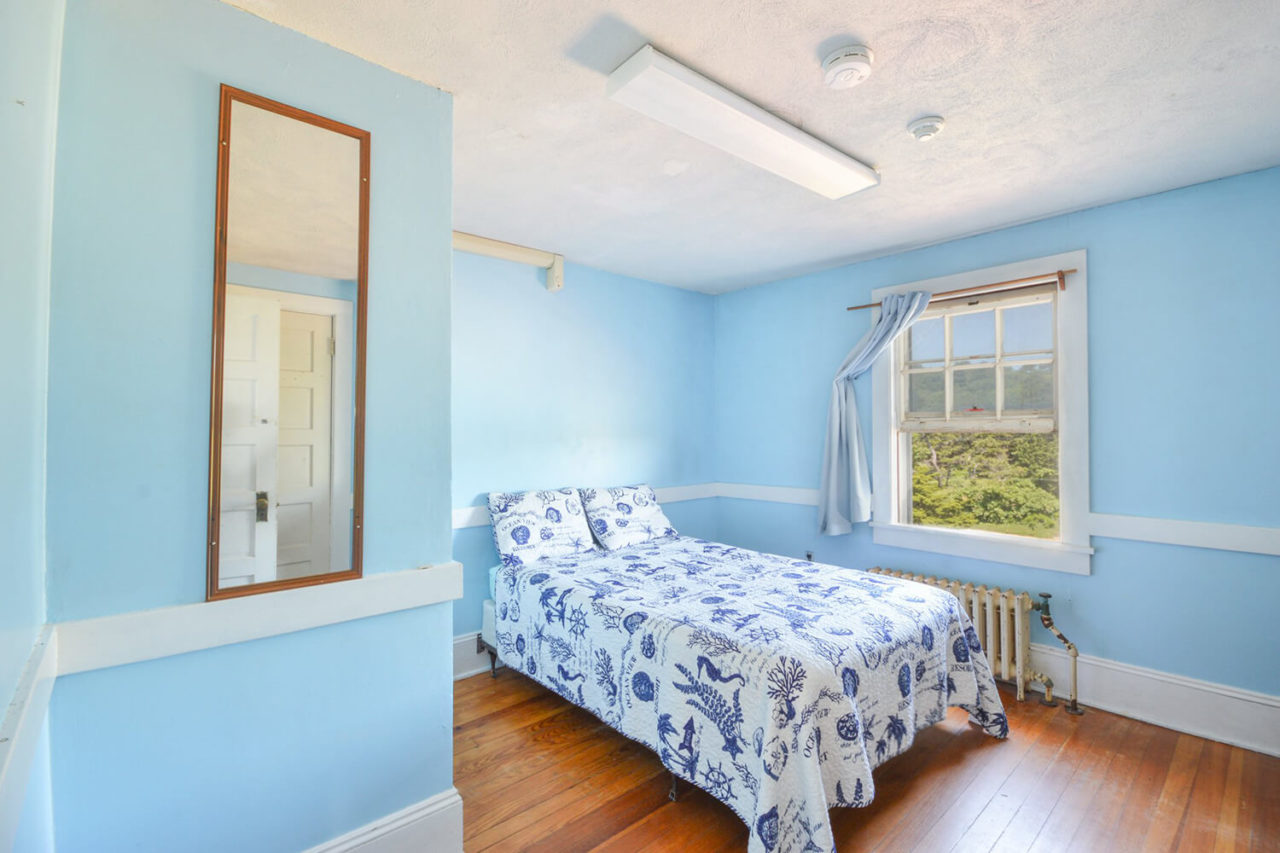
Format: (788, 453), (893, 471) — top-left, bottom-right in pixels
(870, 250), (1092, 575)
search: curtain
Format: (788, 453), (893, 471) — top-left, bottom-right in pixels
(818, 291), (931, 535)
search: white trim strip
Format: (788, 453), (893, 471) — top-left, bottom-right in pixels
(449, 483), (1280, 557)
(712, 482), (821, 506)
(452, 505), (489, 530)
(1029, 643), (1280, 757)
(304, 786), (463, 853)
(1090, 512), (1280, 557)
(0, 626), (57, 849)
(57, 562), (463, 676)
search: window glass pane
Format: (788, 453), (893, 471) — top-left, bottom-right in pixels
(909, 317), (943, 362)
(951, 310), (995, 359)
(907, 371), (944, 413)
(1004, 363), (1054, 410)
(952, 367), (995, 415)
(909, 431), (1059, 539)
(1002, 301), (1053, 353)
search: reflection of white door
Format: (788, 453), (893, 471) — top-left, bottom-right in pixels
(219, 290), (280, 587)
(276, 310), (333, 579)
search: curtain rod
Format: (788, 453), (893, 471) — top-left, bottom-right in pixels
(846, 268), (1075, 312)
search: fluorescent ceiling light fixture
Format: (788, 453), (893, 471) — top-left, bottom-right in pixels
(607, 45), (879, 200)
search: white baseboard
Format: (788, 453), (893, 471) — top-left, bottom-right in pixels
(1028, 643), (1280, 757)
(453, 632), (498, 681)
(305, 787), (463, 853)
(0, 626), (58, 850)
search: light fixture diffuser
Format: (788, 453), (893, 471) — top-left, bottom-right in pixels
(606, 45), (879, 200)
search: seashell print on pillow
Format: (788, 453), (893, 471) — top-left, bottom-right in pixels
(488, 488), (596, 566)
(581, 484), (677, 550)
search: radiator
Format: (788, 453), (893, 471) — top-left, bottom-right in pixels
(868, 567), (1053, 703)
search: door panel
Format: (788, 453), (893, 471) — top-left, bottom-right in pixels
(219, 289), (279, 587)
(276, 310), (334, 579)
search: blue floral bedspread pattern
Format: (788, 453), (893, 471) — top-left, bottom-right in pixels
(493, 536), (1007, 853)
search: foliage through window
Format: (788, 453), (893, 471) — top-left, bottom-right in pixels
(898, 286), (1059, 539)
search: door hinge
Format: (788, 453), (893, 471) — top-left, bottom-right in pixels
(328, 337), (336, 357)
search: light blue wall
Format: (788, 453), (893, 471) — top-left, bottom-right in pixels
(43, 0), (454, 848)
(13, 719), (54, 853)
(450, 253), (718, 632)
(1, 2), (64, 846)
(713, 167), (1280, 695)
(50, 607), (453, 853)
(0, 0), (64, 721)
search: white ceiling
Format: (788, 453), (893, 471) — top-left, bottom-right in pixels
(228, 0), (1280, 292)
(227, 100), (361, 280)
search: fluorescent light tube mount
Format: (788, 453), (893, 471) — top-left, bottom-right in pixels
(606, 45), (879, 200)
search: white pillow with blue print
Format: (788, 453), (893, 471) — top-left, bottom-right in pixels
(580, 484), (677, 550)
(488, 488), (596, 567)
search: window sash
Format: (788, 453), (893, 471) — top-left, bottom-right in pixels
(899, 288), (1057, 428)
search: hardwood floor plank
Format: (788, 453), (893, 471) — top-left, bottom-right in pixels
(1212, 748), (1248, 853)
(1020, 713), (1137, 853)
(910, 700), (1074, 852)
(519, 771), (676, 853)
(1174, 739), (1232, 852)
(1061, 712), (1159, 853)
(977, 703), (1097, 852)
(465, 733), (657, 845)
(1141, 734), (1207, 852)
(1246, 748), (1280, 852)
(1094, 724), (1182, 851)
(587, 788), (747, 853)
(451, 673), (1280, 853)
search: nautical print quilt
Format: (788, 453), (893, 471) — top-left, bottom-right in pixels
(492, 536), (1008, 853)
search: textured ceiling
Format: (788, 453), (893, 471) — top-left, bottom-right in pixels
(227, 0), (1280, 292)
(227, 100), (361, 280)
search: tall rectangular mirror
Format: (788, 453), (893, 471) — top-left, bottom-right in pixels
(207, 85), (369, 599)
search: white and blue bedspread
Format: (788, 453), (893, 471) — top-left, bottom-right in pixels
(493, 536), (1007, 853)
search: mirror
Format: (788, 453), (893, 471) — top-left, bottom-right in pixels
(207, 86), (369, 599)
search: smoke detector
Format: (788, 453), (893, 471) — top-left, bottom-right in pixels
(822, 45), (874, 89)
(908, 115), (945, 141)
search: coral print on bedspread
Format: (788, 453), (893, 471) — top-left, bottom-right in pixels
(493, 536), (1007, 853)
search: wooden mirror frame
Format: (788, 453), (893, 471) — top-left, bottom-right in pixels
(206, 84), (371, 601)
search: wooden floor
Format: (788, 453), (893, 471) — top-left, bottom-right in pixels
(454, 668), (1279, 852)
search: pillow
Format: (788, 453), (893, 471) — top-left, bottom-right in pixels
(580, 485), (677, 550)
(488, 488), (595, 567)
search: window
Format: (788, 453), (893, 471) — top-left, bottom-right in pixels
(901, 286), (1059, 539)
(870, 252), (1091, 574)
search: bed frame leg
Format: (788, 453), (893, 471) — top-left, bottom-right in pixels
(488, 649), (497, 678)
(668, 772), (679, 802)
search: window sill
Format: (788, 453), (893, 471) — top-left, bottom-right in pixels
(869, 522), (1092, 575)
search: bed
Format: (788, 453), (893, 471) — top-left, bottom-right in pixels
(482, 534), (1007, 853)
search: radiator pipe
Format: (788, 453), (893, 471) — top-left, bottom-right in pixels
(1033, 593), (1084, 715)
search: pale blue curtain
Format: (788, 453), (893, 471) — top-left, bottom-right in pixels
(818, 291), (930, 535)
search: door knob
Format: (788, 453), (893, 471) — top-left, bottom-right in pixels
(256, 491), (269, 522)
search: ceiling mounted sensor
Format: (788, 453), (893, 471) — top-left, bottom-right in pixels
(908, 115), (946, 141)
(822, 45), (874, 89)
(606, 45), (879, 200)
